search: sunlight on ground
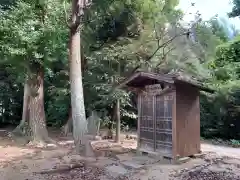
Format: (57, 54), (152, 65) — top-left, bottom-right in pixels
(0, 146), (35, 162)
(0, 130), (239, 180)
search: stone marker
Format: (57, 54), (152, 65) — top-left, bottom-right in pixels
(87, 111), (100, 136)
(84, 111), (101, 157)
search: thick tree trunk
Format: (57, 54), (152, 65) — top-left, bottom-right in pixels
(13, 80), (30, 134)
(115, 100), (120, 143)
(69, 0), (87, 153)
(28, 69), (49, 144)
(21, 81), (30, 126)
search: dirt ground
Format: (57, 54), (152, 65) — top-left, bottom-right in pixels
(0, 129), (240, 180)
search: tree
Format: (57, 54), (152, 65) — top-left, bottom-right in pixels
(208, 17), (229, 42)
(66, 0), (90, 152)
(200, 27), (240, 140)
(229, 0), (240, 18)
(65, 0), (184, 150)
(0, 0), (68, 144)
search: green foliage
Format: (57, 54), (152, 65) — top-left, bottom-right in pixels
(80, 0), (183, 124)
(0, 0), (69, 126)
(0, 65), (23, 126)
(200, 35), (240, 140)
(229, 0), (240, 18)
(208, 17), (229, 42)
(214, 35), (240, 81)
(200, 84), (240, 140)
(195, 20), (226, 62)
(230, 139), (240, 147)
(1, 0), (239, 143)
(0, 0), (68, 75)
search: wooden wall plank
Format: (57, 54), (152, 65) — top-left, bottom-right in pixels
(175, 83), (201, 157)
(172, 91), (177, 158)
(137, 94), (141, 151)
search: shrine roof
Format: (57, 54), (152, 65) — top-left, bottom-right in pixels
(117, 71), (214, 93)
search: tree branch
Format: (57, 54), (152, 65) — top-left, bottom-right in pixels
(155, 46), (176, 68)
(70, 0), (92, 32)
(130, 31), (188, 74)
(63, 0), (71, 29)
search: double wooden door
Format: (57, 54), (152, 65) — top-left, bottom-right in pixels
(139, 93), (173, 157)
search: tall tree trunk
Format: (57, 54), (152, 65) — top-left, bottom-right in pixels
(69, 0), (87, 153)
(13, 80), (30, 134)
(115, 99), (120, 143)
(21, 81), (30, 126)
(28, 69), (49, 144)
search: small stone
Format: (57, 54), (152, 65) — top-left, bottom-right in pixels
(47, 144), (57, 148)
(176, 157), (191, 164)
(94, 136), (102, 141)
(62, 155), (84, 164)
(139, 169), (146, 175)
(223, 158), (240, 165)
(192, 153), (204, 158)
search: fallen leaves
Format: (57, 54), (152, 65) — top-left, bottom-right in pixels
(35, 165), (105, 180)
(172, 156), (240, 180)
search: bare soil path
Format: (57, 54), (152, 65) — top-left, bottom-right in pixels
(0, 129), (239, 180)
(201, 143), (240, 159)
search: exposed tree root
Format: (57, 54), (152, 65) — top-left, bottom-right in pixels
(27, 137), (59, 148)
(27, 140), (48, 148)
(12, 120), (29, 137)
(12, 122), (25, 135)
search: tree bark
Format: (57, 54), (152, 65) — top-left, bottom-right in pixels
(13, 80), (30, 134)
(69, 0), (87, 153)
(115, 99), (120, 143)
(28, 69), (49, 144)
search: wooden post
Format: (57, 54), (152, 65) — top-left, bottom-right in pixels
(137, 94), (142, 155)
(172, 91), (177, 159)
(153, 95), (156, 152)
(115, 62), (121, 143)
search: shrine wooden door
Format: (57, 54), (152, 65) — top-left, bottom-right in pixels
(139, 94), (155, 152)
(155, 93), (173, 157)
(139, 91), (174, 157)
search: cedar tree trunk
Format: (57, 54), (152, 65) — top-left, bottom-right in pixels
(28, 69), (49, 144)
(13, 80), (30, 134)
(69, 0), (87, 153)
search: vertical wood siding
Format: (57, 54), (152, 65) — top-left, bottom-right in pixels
(176, 83), (201, 157)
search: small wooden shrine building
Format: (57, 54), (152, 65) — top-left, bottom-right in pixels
(118, 71), (213, 159)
